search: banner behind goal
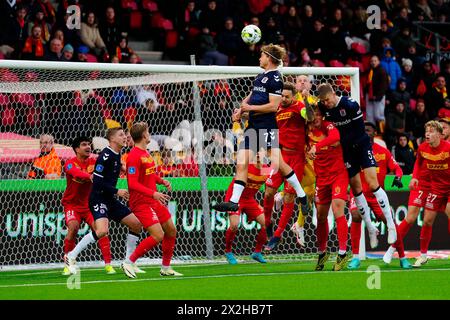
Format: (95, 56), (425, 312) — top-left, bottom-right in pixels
(0, 61), (359, 270)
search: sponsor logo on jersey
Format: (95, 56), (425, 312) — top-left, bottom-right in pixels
(96, 164), (104, 172)
(374, 153), (386, 162)
(253, 86), (267, 93)
(145, 167), (156, 175)
(333, 119), (352, 127)
(334, 186), (341, 195)
(87, 165), (95, 173)
(141, 156), (154, 163)
(426, 163), (448, 170)
(421, 151), (450, 161)
(339, 108), (346, 117)
(261, 77), (268, 84)
(276, 112), (293, 121)
(128, 167), (136, 174)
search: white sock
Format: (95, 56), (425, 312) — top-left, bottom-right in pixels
(285, 172), (306, 198)
(125, 233), (139, 261)
(421, 253), (427, 258)
(68, 232), (95, 259)
(230, 182), (245, 203)
(354, 193), (376, 232)
(387, 246), (396, 255)
(372, 187), (395, 228)
(161, 265), (170, 270)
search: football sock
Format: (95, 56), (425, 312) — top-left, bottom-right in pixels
(354, 192), (376, 232)
(394, 224), (405, 258)
(68, 231), (95, 259)
(225, 228), (237, 253)
(263, 196), (274, 227)
(316, 220), (329, 253)
(98, 236), (112, 264)
(420, 225), (432, 255)
(230, 180), (245, 203)
(129, 236), (159, 263)
(274, 201), (295, 238)
(350, 221), (361, 255)
(64, 238), (76, 254)
(125, 232), (140, 261)
(162, 235), (176, 267)
(284, 171), (306, 198)
(335, 215), (348, 253)
(372, 187), (395, 229)
(254, 227), (267, 253)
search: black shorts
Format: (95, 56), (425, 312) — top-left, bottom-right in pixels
(89, 195), (131, 222)
(239, 127), (279, 153)
(343, 140), (377, 178)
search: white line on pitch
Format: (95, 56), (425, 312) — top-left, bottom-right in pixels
(0, 268), (449, 289)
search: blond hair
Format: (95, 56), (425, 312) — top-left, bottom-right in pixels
(261, 44), (286, 66)
(130, 122), (149, 143)
(317, 83), (335, 99)
(424, 120), (443, 134)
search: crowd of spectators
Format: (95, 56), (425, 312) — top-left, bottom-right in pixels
(1, 0), (450, 179)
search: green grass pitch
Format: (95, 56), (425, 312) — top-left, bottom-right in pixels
(1, 258), (449, 300)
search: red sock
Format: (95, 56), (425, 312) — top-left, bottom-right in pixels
(130, 236), (159, 263)
(263, 197), (274, 228)
(335, 216), (348, 252)
(225, 228), (237, 253)
(64, 238), (76, 254)
(254, 227), (267, 253)
(350, 222), (361, 255)
(394, 224), (405, 258)
(274, 202), (294, 238)
(162, 235), (176, 267)
(316, 220), (329, 253)
(398, 219), (413, 240)
(420, 225), (432, 254)
(98, 236), (112, 264)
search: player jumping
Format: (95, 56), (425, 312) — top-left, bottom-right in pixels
(213, 44), (308, 217)
(121, 122), (182, 278)
(317, 83), (395, 244)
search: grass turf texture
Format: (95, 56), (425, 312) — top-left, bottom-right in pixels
(0, 259), (449, 300)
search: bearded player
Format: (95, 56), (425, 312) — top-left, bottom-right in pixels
(264, 82), (313, 251)
(62, 136), (115, 275)
(307, 107), (349, 271)
(224, 150), (270, 264)
(213, 44), (308, 215)
(347, 122), (411, 270)
(121, 122), (182, 278)
(317, 83), (396, 244)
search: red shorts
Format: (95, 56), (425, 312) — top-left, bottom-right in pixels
(315, 170), (349, 205)
(133, 201), (172, 229)
(228, 198), (264, 222)
(266, 149), (305, 194)
(408, 189), (430, 208)
(64, 206), (94, 227)
(349, 192), (384, 220)
(424, 191), (450, 212)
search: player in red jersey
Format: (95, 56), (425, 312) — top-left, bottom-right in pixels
(224, 151), (270, 264)
(306, 107), (350, 271)
(409, 121), (450, 267)
(62, 136), (115, 275)
(347, 123), (411, 270)
(121, 122), (183, 278)
(264, 82), (313, 251)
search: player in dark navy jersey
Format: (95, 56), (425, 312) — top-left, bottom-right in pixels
(66, 127), (144, 275)
(213, 44), (308, 214)
(313, 83), (397, 244)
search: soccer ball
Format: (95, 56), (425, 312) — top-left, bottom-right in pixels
(241, 24), (262, 45)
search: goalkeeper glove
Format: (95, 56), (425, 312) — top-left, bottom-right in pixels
(392, 176), (403, 189)
(298, 196), (311, 215)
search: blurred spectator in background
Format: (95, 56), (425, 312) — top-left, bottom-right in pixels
(388, 78), (411, 112)
(365, 55), (389, 127)
(28, 134), (62, 179)
(401, 58), (414, 93)
(45, 37), (63, 61)
(325, 22), (347, 63)
(199, 27), (228, 65)
(28, 7), (52, 44)
(406, 98), (429, 144)
(380, 46), (402, 91)
(200, 0), (223, 34)
(262, 16), (283, 45)
(22, 25), (45, 60)
(235, 43), (259, 66)
(115, 34), (135, 63)
(4, 5), (29, 58)
(391, 133), (415, 175)
(217, 18), (240, 64)
(426, 75), (447, 119)
(392, 25), (415, 58)
(438, 98), (450, 120)
(385, 101), (407, 149)
(282, 5), (302, 53)
(62, 44), (74, 61)
(80, 11), (107, 60)
(304, 18), (326, 62)
(31, 0), (56, 27)
(99, 6), (123, 58)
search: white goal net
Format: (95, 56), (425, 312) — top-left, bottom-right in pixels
(0, 61), (359, 270)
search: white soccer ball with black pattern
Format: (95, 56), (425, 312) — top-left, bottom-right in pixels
(241, 24), (262, 45)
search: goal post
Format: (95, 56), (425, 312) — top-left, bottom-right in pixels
(0, 60), (360, 270)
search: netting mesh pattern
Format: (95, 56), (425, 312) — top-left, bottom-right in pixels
(0, 65), (353, 269)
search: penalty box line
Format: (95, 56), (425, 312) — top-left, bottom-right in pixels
(0, 268), (449, 289)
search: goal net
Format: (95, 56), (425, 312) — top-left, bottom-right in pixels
(0, 61), (359, 270)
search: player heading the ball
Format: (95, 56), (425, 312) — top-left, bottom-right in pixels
(213, 44), (308, 213)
